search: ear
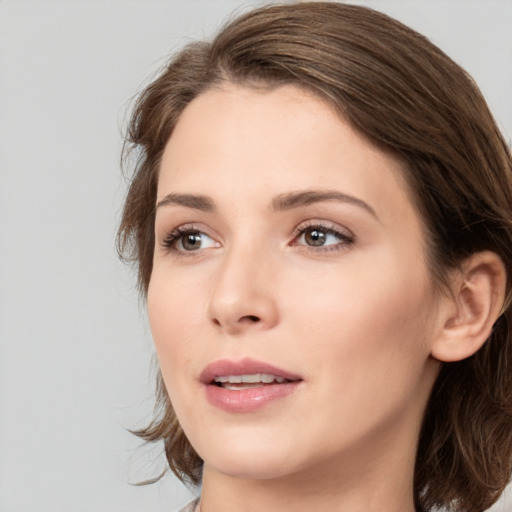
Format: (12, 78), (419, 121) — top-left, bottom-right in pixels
(431, 251), (507, 362)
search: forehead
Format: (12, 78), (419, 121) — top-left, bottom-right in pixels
(159, 84), (415, 222)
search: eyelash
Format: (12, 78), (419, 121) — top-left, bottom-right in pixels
(160, 221), (355, 256)
(292, 221), (355, 252)
(161, 224), (209, 256)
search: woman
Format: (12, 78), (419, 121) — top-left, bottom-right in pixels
(117, 3), (512, 511)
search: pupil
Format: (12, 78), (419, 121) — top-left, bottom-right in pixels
(306, 229), (325, 246)
(183, 233), (201, 250)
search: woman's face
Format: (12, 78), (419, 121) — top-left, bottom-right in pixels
(148, 84), (442, 482)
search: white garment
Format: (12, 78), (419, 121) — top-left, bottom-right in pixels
(178, 497), (200, 512)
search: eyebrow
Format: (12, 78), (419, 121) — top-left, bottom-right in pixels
(155, 189), (377, 218)
(271, 189), (377, 218)
(156, 193), (216, 211)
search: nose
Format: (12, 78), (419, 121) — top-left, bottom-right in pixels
(207, 245), (279, 335)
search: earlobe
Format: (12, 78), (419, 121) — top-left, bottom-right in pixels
(431, 251), (507, 363)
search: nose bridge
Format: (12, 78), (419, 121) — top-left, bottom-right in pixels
(208, 232), (278, 333)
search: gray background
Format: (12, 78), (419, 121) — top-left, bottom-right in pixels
(0, 1), (511, 511)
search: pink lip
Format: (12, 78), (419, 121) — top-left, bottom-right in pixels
(200, 357), (302, 413)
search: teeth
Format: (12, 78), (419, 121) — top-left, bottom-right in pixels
(223, 383), (262, 390)
(213, 373), (286, 384)
(241, 374), (261, 383)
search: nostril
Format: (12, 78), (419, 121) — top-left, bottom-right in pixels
(243, 315), (260, 323)
(210, 314), (262, 328)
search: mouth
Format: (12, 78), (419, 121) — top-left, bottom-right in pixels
(200, 357), (302, 387)
(200, 358), (303, 412)
(212, 373), (292, 390)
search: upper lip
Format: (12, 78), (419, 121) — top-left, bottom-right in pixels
(200, 357), (302, 384)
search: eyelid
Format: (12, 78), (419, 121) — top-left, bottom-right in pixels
(291, 219), (355, 250)
(160, 223), (221, 255)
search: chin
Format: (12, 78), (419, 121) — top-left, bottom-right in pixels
(194, 431), (305, 481)
(205, 456), (298, 481)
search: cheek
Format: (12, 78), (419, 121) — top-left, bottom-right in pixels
(284, 251), (435, 381)
(147, 276), (207, 432)
(281, 260), (436, 446)
(147, 270), (203, 380)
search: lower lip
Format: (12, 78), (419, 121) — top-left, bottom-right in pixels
(204, 381), (301, 412)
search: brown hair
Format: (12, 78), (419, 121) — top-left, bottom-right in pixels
(117, 3), (512, 511)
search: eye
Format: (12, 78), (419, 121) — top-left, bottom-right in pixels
(162, 226), (219, 253)
(293, 222), (354, 250)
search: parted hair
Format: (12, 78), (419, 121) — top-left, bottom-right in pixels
(117, 3), (512, 511)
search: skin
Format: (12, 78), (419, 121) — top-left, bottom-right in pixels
(148, 84), (450, 512)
